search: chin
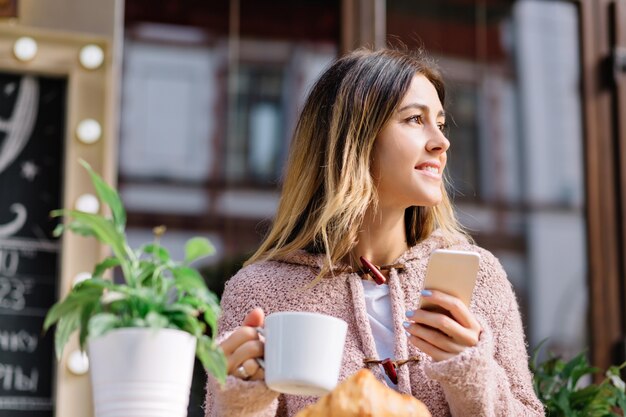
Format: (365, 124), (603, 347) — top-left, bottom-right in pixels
(424, 201), (442, 208)
(405, 202), (441, 211)
(416, 194), (443, 207)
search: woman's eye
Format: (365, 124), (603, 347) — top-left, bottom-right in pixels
(408, 115), (423, 124)
(437, 123), (447, 132)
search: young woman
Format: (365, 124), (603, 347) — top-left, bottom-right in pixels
(204, 48), (544, 417)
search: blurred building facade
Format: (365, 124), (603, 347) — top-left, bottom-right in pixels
(118, 0), (591, 359)
(116, 0), (626, 382)
(2, 0), (626, 416)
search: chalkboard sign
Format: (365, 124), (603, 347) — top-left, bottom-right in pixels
(0, 72), (67, 416)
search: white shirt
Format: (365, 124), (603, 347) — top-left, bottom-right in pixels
(361, 279), (398, 389)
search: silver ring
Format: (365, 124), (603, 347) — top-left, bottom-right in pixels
(237, 365), (250, 380)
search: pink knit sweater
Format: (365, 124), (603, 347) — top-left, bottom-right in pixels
(204, 231), (545, 416)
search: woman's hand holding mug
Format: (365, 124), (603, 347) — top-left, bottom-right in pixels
(220, 307), (265, 381)
(220, 309), (348, 396)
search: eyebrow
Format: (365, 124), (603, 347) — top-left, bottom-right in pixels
(397, 103), (446, 118)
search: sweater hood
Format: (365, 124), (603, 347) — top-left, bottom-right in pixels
(272, 229), (470, 270)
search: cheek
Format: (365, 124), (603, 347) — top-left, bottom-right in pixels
(370, 152), (382, 180)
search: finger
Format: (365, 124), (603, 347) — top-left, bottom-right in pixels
(406, 322), (466, 354)
(243, 307), (265, 328)
(409, 309), (478, 347)
(420, 290), (479, 330)
(221, 326), (260, 356)
(409, 309), (462, 337)
(408, 335), (455, 362)
(242, 358), (265, 381)
(228, 340), (264, 374)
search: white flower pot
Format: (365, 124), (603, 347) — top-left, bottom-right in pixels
(88, 328), (197, 417)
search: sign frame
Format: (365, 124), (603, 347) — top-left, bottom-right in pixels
(0, 25), (115, 417)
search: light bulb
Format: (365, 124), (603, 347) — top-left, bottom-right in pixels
(75, 194), (100, 214)
(76, 119), (102, 144)
(13, 37), (38, 62)
(79, 44), (104, 70)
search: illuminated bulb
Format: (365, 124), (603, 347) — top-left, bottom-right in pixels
(67, 350), (89, 375)
(79, 44), (104, 70)
(76, 119), (102, 144)
(13, 37), (38, 62)
(75, 194), (99, 214)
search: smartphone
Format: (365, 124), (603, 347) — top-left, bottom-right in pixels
(419, 249), (481, 313)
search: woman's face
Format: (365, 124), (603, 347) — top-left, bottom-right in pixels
(371, 74), (450, 209)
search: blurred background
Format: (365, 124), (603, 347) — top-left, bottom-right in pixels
(1, 0), (625, 416)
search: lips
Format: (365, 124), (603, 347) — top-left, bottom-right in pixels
(415, 161), (442, 179)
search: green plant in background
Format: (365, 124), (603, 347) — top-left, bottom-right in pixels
(43, 160), (227, 383)
(532, 341), (626, 416)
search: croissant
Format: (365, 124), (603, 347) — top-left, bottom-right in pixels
(295, 369), (431, 417)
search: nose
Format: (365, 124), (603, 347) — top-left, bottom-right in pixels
(426, 128), (450, 154)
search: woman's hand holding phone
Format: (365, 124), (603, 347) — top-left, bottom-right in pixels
(404, 290), (482, 362)
(403, 250), (483, 362)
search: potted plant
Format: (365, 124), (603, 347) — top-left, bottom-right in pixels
(532, 341), (626, 416)
(43, 160), (227, 417)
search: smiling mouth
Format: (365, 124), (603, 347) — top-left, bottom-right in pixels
(419, 166), (438, 174)
(415, 164), (442, 179)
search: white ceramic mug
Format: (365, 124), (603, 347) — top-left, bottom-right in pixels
(261, 311), (348, 396)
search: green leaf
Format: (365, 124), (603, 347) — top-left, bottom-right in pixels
(52, 223), (64, 237)
(561, 351), (592, 389)
(128, 318), (147, 327)
(135, 260), (158, 285)
(194, 287), (220, 304)
(52, 221), (96, 238)
(555, 387), (573, 414)
(44, 279), (111, 349)
(164, 303), (198, 316)
(50, 220), (80, 238)
(176, 315), (204, 336)
(141, 244), (171, 263)
(67, 220), (98, 237)
(173, 266), (207, 292)
(570, 364), (599, 390)
(175, 292), (220, 336)
(50, 209), (127, 262)
(92, 257), (121, 278)
(79, 159), (126, 232)
(570, 384), (601, 409)
(203, 308), (219, 336)
(100, 290), (127, 305)
(88, 313), (120, 339)
(607, 362), (626, 390)
(616, 389), (626, 412)
(184, 237), (215, 263)
(78, 301), (100, 350)
(145, 311), (169, 329)
(44, 283), (105, 331)
(54, 311), (81, 360)
(197, 335), (227, 385)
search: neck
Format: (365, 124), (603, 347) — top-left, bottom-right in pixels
(350, 205), (409, 269)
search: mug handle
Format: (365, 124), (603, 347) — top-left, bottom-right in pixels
(254, 327), (266, 369)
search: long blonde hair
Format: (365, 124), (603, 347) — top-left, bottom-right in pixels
(245, 48), (469, 278)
